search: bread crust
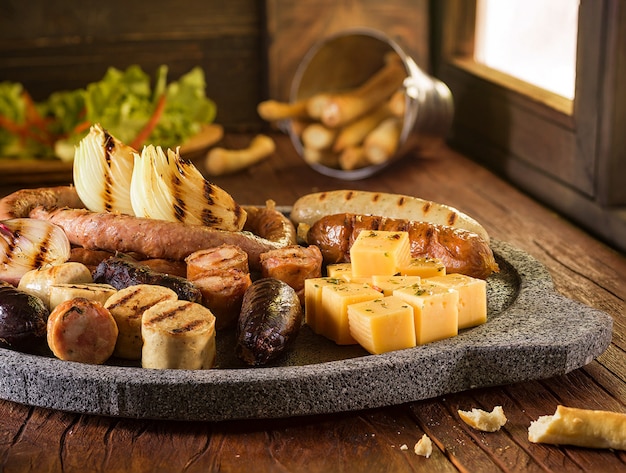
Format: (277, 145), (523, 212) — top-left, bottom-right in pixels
(529, 405), (626, 450)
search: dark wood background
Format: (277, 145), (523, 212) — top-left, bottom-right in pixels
(0, 0), (429, 131)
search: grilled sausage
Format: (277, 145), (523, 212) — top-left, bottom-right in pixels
(242, 203), (297, 248)
(0, 283), (49, 355)
(47, 297), (118, 364)
(236, 278), (303, 366)
(0, 185), (85, 220)
(93, 255), (202, 303)
(29, 206), (292, 271)
(1, 185), (297, 263)
(307, 213), (499, 279)
(291, 190), (490, 243)
(259, 245), (323, 304)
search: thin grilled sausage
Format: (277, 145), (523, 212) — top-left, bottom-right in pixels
(29, 207), (292, 271)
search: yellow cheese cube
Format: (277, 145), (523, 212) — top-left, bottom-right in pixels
(425, 274), (487, 329)
(320, 282), (382, 345)
(393, 282), (459, 345)
(399, 257), (446, 278)
(304, 277), (348, 332)
(326, 263), (371, 284)
(326, 263), (353, 279)
(350, 230), (411, 278)
(348, 296), (416, 354)
(370, 275), (422, 296)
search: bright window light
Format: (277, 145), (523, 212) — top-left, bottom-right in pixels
(475, 0), (579, 99)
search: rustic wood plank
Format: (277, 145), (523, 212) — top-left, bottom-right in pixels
(0, 0), (264, 129)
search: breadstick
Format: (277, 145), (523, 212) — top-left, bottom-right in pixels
(333, 102), (393, 152)
(179, 124), (224, 155)
(338, 146), (369, 171)
(302, 147), (339, 168)
(301, 123), (338, 151)
(306, 93), (333, 119)
(363, 116), (403, 164)
(388, 89), (406, 118)
(528, 405), (626, 450)
(257, 100), (309, 121)
(320, 59), (406, 128)
(290, 119), (310, 138)
(205, 134), (275, 176)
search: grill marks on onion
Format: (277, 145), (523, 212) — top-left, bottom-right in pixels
(102, 130), (116, 213)
(74, 124), (136, 216)
(0, 219), (71, 284)
(130, 145), (247, 231)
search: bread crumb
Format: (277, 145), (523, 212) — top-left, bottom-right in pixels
(400, 444), (408, 450)
(414, 434), (432, 458)
(458, 405), (507, 432)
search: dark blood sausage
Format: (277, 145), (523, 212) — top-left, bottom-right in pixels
(0, 283), (49, 355)
(236, 278), (303, 366)
(93, 255), (202, 303)
(307, 213), (499, 279)
(0, 186), (85, 220)
(29, 207), (293, 271)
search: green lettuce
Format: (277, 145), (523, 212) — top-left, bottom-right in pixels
(0, 65), (217, 161)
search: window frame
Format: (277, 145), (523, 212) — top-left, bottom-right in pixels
(431, 0), (626, 251)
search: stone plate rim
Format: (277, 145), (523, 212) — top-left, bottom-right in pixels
(0, 239), (613, 421)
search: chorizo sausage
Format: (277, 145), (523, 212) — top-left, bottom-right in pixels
(307, 213), (499, 279)
(29, 206), (290, 271)
(291, 190), (490, 243)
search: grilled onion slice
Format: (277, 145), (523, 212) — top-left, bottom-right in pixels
(73, 124), (136, 215)
(130, 145), (246, 231)
(0, 219), (71, 284)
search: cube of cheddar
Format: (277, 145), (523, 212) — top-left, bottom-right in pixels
(326, 263), (371, 284)
(350, 230), (411, 278)
(398, 257), (446, 278)
(326, 263), (353, 279)
(425, 274), (487, 329)
(393, 283), (459, 345)
(370, 275), (422, 296)
(320, 282), (382, 345)
(304, 277), (348, 332)
(348, 296), (416, 354)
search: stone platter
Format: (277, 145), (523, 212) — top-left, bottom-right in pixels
(0, 240), (613, 421)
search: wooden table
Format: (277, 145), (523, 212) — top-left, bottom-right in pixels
(0, 133), (624, 472)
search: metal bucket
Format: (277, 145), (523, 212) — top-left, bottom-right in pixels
(289, 28), (454, 180)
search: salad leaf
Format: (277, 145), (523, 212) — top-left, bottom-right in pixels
(0, 65), (217, 161)
(0, 82), (52, 158)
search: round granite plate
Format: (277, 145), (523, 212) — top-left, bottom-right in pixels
(0, 240), (613, 421)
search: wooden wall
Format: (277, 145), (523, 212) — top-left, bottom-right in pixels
(0, 0), (429, 130)
(0, 0), (265, 130)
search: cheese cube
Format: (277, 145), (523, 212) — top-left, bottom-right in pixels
(399, 257), (446, 278)
(326, 263), (353, 279)
(393, 282), (459, 345)
(350, 230), (411, 278)
(425, 274), (487, 329)
(304, 277), (348, 332)
(326, 263), (371, 284)
(348, 296), (416, 354)
(371, 275), (422, 296)
(320, 282), (382, 344)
